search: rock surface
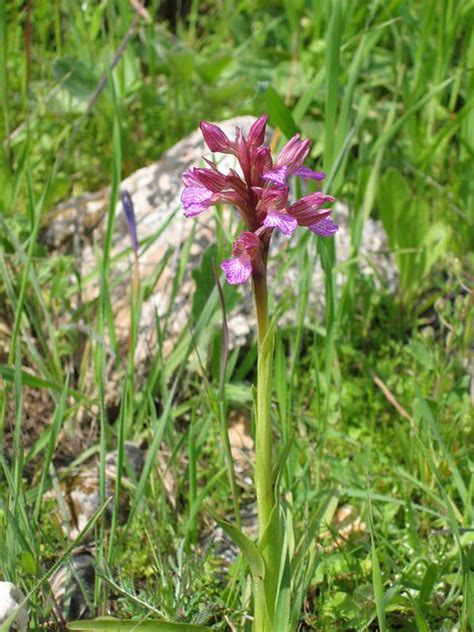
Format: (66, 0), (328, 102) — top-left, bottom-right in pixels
(0, 582), (28, 631)
(49, 550), (95, 620)
(44, 443), (144, 540)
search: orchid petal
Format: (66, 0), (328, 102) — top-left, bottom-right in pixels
(257, 186), (289, 213)
(288, 192), (336, 216)
(200, 121), (231, 152)
(263, 212), (298, 236)
(220, 254), (253, 284)
(262, 166), (289, 186)
(294, 166), (326, 181)
(277, 135), (311, 167)
(247, 114), (268, 146)
(181, 186), (214, 217)
(308, 217), (339, 236)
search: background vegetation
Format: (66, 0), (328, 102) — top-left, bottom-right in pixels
(0, 0), (473, 630)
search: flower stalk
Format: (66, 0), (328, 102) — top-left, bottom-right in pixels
(253, 268), (276, 631)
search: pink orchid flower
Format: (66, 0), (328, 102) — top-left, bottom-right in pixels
(181, 115), (338, 285)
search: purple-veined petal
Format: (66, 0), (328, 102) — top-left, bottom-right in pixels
(288, 191), (336, 216)
(257, 185), (289, 213)
(263, 212), (298, 235)
(252, 145), (273, 181)
(294, 166), (326, 181)
(247, 114), (268, 146)
(308, 217), (338, 236)
(200, 121), (231, 152)
(191, 167), (227, 192)
(290, 208), (332, 226)
(181, 185), (214, 217)
(182, 168), (200, 187)
(221, 253), (253, 284)
(182, 202), (212, 217)
(262, 166), (289, 186)
(232, 231), (260, 255)
(277, 135), (311, 168)
(181, 185), (213, 206)
(235, 128), (251, 183)
(275, 134), (299, 164)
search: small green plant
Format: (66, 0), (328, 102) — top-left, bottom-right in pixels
(179, 118), (336, 629)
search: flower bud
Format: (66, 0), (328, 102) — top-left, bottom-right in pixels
(247, 114), (268, 146)
(120, 190), (139, 254)
(200, 121), (231, 152)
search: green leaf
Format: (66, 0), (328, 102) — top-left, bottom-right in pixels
(52, 56), (97, 99)
(369, 76), (456, 158)
(370, 541), (386, 632)
(408, 341), (434, 370)
(292, 491), (338, 572)
(422, 222), (450, 276)
(258, 503), (286, 623)
(262, 85), (299, 138)
(272, 434), (294, 489)
(324, 0), (342, 171)
(168, 49), (195, 82)
(197, 53), (232, 83)
(414, 391), (468, 506)
(418, 563), (439, 606)
(191, 245), (218, 321)
(0, 364), (81, 398)
(367, 492), (386, 632)
(67, 618), (212, 631)
(273, 541), (291, 632)
(377, 167), (410, 249)
(215, 518), (265, 583)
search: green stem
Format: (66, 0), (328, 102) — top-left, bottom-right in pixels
(254, 273), (273, 534)
(253, 271), (276, 631)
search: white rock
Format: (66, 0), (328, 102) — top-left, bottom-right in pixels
(0, 582), (28, 631)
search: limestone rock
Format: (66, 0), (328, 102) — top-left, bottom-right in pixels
(0, 582), (28, 631)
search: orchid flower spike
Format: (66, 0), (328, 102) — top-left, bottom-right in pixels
(181, 115), (338, 284)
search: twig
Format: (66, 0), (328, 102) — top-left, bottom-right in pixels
(82, 16), (139, 118)
(431, 527), (474, 536)
(129, 0), (152, 23)
(371, 371), (415, 426)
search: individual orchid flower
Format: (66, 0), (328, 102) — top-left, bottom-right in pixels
(259, 186), (337, 237)
(262, 134), (326, 186)
(181, 115), (338, 284)
(221, 231), (262, 285)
